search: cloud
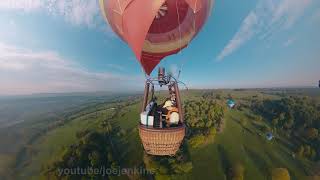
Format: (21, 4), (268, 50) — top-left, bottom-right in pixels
(283, 38), (295, 47)
(0, 0), (43, 11)
(106, 64), (126, 71)
(217, 12), (258, 61)
(311, 8), (320, 23)
(0, 0), (103, 28)
(46, 0), (101, 27)
(0, 42), (143, 95)
(217, 0), (313, 61)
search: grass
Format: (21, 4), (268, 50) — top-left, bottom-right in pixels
(188, 109), (312, 180)
(0, 155), (15, 179)
(13, 89), (318, 180)
(16, 109), (115, 180)
(16, 100), (143, 180)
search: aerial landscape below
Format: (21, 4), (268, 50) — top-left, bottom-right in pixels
(0, 88), (319, 180)
(0, 0), (320, 180)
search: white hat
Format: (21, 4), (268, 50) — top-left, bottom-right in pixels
(163, 100), (173, 108)
(170, 112), (179, 124)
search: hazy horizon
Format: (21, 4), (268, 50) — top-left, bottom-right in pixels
(0, 0), (319, 95)
(0, 86), (318, 97)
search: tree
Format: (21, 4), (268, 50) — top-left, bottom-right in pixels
(304, 145), (311, 157)
(284, 118), (294, 129)
(88, 151), (101, 167)
(207, 127), (217, 140)
(261, 125), (270, 133)
(310, 149), (317, 160)
(272, 118), (279, 127)
(279, 113), (286, 122)
(256, 116), (263, 122)
(215, 94), (222, 100)
(297, 145), (304, 157)
(185, 99), (225, 131)
(305, 128), (318, 140)
(172, 162), (193, 173)
(271, 168), (290, 180)
(229, 162), (245, 180)
(188, 135), (206, 148)
(239, 119), (247, 127)
(43, 130), (115, 179)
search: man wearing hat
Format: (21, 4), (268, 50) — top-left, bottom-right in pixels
(162, 99), (179, 127)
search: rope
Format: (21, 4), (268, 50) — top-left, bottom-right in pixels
(177, 64), (183, 80)
(175, 0), (184, 80)
(170, 76), (189, 90)
(175, 0), (182, 53)
(180, 1), (198, 80)
(193, 2), (196, 33)
(117, 0), (123, 13)
(175, 0), (198, 81)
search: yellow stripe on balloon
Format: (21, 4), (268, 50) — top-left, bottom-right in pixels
(142, 30), (195, 53)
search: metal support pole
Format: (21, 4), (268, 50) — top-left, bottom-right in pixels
(174, 83), (184, 123)
(142, 82), (150, 112)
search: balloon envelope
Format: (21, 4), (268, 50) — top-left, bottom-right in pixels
(100, 0), (214, 75)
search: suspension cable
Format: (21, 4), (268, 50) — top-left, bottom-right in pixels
(175, 0), (182, 53)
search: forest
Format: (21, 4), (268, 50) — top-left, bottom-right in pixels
(251, 96), (320, 161)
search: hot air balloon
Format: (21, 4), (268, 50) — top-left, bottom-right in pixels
(266, 132), (273, 141)
(100, 0), (214, 156)
(227, 99), (236, 108)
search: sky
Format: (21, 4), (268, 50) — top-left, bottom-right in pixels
(0, 0), (319, 95)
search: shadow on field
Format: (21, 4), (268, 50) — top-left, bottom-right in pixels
(217, 144), (230, 178)
(243, 145), (271, 179)
(230, 116), (255, 136)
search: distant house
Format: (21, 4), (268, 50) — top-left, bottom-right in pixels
(227, 99), (235, 108)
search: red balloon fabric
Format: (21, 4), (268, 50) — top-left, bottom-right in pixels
(100, 0), (214, 75)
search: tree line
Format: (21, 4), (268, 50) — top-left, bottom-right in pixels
(251, 96), (320, 161)
(184, 97), (226, 148)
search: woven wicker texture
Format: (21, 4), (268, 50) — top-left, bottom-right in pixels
(139, 125), (185, 156)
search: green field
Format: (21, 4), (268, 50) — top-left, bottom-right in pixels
(1, 89), (319, 180)
(190, 109), (311, 180)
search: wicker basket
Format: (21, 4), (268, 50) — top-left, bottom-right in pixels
(139, 124), (185, 156)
